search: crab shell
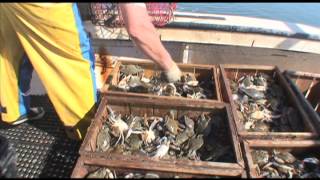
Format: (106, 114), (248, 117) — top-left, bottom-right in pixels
(152, 141), (170, 159)
(186, 80), (199, 87)
(141, 130), (156, 144)
(87, 168), (115, 179)
(117, 75), (131, 90)
(120, 64), (144, 75)
(96, 126), (111, 152)
(105, 169), (115, 179)
(124, 173), (135, 179)
(250, 110), (265, 120)
(110, 119), (129, 137)
(163, 83), (177, 96)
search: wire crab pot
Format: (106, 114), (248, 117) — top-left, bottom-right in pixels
(89, 3), (176, 28)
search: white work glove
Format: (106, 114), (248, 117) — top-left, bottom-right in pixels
(164, 63), (182, 83)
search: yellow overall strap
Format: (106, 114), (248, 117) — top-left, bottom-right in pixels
(1, 3), (97, 139)
(0, 4), (27, 122)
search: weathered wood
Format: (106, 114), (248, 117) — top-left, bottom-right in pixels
(275, 67), (317, 134)
(285, 70), (320, 111)
(225, 104), (245, 168)
(213, 67), (223, 101)
(242, 141), (260, 178)
(306, 81), (320, 107)
(247, 139), (320, 148)
(72, 156), (244, 178)
(243, 140), (320, 178)
(104, 94), (226, 110)
(101, 60), (121, 92)
(286, 70), (320, 79)
(219, 64), (318, 140)
(238, 132), (315, 140)
(79, 96), (243, 176)
(283, 70), (320, 135)
(104, 91), (221, 104)
(221, 64), (275, 71)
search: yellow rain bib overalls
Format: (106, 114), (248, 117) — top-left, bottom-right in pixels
(0, 3), (97, 140)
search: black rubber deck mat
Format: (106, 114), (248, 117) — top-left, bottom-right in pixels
(0, 95), (81, 178)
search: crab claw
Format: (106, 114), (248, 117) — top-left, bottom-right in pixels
(125, 117), (138, 140)
(114, 134), (122, 147)
(106, 105), (115, 118)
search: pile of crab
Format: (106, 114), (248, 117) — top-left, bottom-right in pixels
(109, 65), (214, 99)
(86, 167), (168, 179)
(252, 149), (320, 178)
(95, 106), (234, 162)
(230, 73), (304, 132)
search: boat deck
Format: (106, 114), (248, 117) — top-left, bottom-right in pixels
(0, 96), (80, 178)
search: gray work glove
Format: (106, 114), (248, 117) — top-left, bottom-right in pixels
(164, 63), (182, 83)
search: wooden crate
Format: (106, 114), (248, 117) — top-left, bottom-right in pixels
(79, 96), (244, 177)
(242, 139), (320, 178)
(71, 156), (247, 178)
(219, 64), (318, 140)
(100, 59), (222, 103)
(94, 52), (117, 90)
(284, 70), (320, 134)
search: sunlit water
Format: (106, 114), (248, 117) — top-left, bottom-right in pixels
(177, 3), (320, 27)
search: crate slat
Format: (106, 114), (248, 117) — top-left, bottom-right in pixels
(72, 156), (246, 178)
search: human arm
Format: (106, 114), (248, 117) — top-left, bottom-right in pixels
(119, 3), (181, 82)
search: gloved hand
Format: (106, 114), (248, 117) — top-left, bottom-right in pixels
(164, 62), (182, 83)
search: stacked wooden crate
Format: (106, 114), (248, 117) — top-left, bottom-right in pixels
(72, 60), (320, 178)
(219, 65), (320, 178)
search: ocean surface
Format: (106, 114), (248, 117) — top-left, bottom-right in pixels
(177, 3), (320, 27)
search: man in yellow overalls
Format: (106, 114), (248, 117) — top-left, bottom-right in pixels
(0, 3), (181, 140)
